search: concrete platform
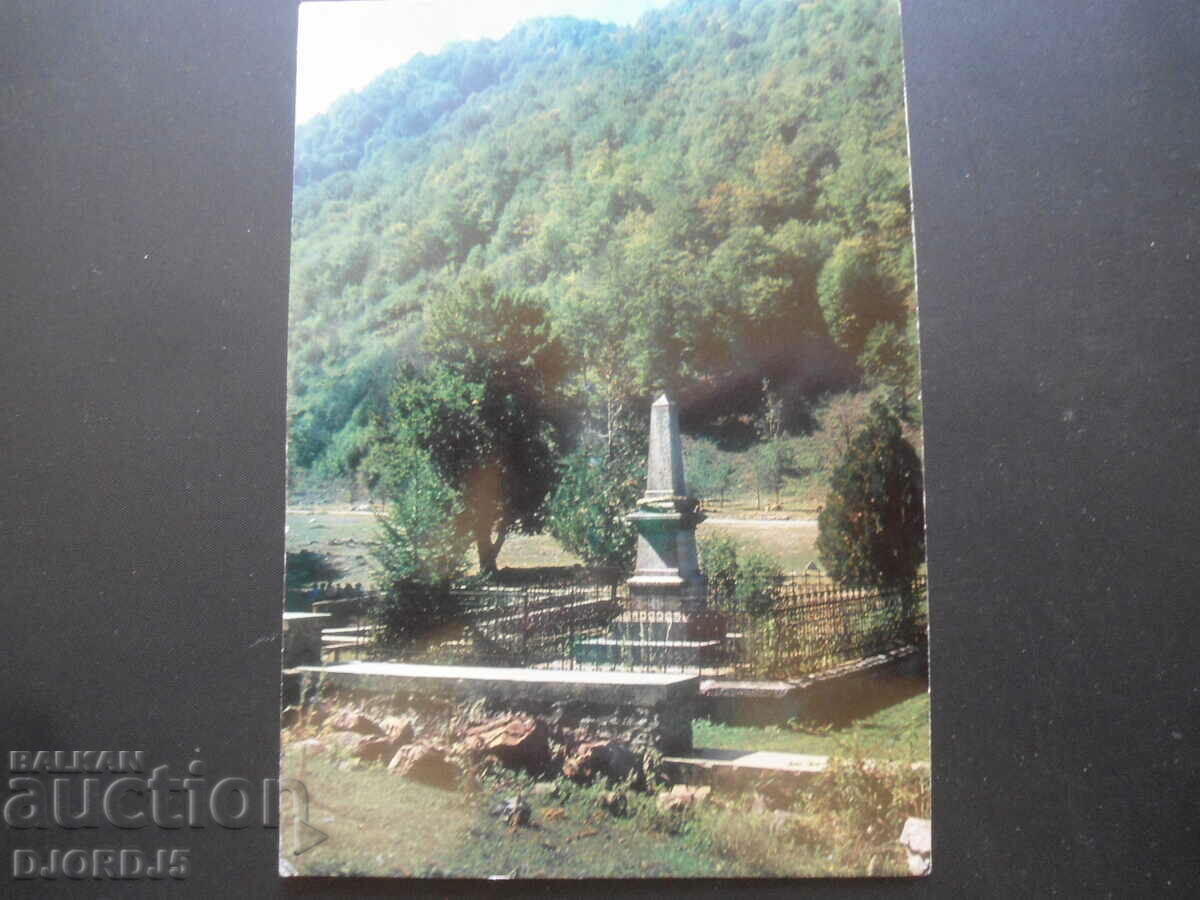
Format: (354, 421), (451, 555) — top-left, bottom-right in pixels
(296, 661), (699, 708)
(662, 747), (929, 788)
(665, 748), (832, 774)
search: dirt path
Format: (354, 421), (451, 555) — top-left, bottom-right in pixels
(702, 517), (817, 527)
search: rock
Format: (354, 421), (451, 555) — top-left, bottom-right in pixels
(297, 738), (327, 755)
(354, 735), (405, 764)
(656, 784), (710, 813)
(379, 716), (415, 744)
(599, 791), (628, 816)
(898, 816), (931, 876)
(324, 731), (369, 752)
(387, 743), (460, 789)
(303, 701), (336, 728)
(531, 781), (559, 799)
(327, 710), (384, 737)
(491, 795), (532, 827)
(562, 740), (643, 787)
(461, 714), (549, 773)
(752, 777), (795, 811)
(656, 791), (691, 814)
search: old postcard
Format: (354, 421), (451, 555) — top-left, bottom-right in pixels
(280, 0), (930, 878)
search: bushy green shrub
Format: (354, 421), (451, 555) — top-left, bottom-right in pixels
(369, 450), (472, 647)
(546, 439), (642, 574)
(698, 535), (739, 604)
(734, 551), (784, 617)
(698, 536), (783, 617)
(817, 400), (924, 591)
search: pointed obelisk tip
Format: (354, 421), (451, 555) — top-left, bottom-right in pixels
(644, 393), (685, 498)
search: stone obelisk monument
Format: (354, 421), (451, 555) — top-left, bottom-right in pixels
(626, 394), (707, 611)
(574, 394), (724, 668)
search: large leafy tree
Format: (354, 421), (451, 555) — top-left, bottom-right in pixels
(817, 400), (924, 590)
(546, 428), (644, 575)
(368, 279), (570, 574)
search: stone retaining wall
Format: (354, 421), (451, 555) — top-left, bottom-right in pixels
(296, 663), (699, 757)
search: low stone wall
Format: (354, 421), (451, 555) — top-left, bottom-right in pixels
(295, 662), (699, 757)
(700, 644), (928, 726)
(281, 612), (330, 669)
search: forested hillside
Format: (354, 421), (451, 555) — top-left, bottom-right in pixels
(287, 0), (917, 485)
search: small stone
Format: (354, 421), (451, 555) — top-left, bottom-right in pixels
(656, 791), (691, 814)
(387, 743), (460, 789)
(327, 710), (384, 737)
(562, 740), (643, 787)
(460, 714), (550, 773)
(531, 781), (559, 798)
(899, 816), (931, 876)
(599, 791), (628, 816)
(325, 731), (369, 751)
(492, 795), (531, 827)
(297, 738), (327, 755)
(354, 735), (404, 764)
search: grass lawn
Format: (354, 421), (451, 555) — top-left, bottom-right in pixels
(697, 519), (821, 573)
(694, 691), (930, 763)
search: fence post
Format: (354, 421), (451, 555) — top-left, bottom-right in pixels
(521, 589), (528, 667)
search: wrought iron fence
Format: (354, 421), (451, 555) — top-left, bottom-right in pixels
(326, 574), (926, 677)
(451, 580), (623, 667)
(725, 577), (927, 678)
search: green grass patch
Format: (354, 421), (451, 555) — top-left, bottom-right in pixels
(694, 691), (930, 763)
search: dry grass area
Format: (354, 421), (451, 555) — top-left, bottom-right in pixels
(279, 737), (928, 879)
(698, 519), (821, 573)
(285, 507), (823, 592)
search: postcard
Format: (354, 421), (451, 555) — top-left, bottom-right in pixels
(279, 0), (930, 878)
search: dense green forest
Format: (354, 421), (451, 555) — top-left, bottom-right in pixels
(287, 0), (918, 488)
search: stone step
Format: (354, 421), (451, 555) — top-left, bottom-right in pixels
(608, 620), (690, 643)
(572, 638), (723, 667)
(661, 748), (929, 789)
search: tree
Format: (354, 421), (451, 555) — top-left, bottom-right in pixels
(859, 320), (919, 419)
(817, 400), (924, 590)
(752, 439), (794, 509)
(816, 238), (901, 357)
(546, 435), (643, 575)
(685, 438), (736, 509)
(369, 278), (571, 574)
(369, 450), (472, 647)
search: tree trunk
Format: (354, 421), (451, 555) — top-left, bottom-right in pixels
(474, 519), (508, 576)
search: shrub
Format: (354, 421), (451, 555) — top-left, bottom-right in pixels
(369, 449), (472, 647)
(698, 536), (782, 616)
(817, 400), (924, 591)
(734, 551), (784, 617)
(698, 535), (739, 605)
(546, 439), (642, 574)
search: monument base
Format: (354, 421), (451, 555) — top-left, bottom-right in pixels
(571, 607), (730, 670)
